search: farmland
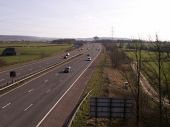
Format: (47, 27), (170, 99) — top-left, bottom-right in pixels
(125, 50), (170, 95)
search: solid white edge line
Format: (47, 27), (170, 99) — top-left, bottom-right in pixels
(36, 47), (101, 127)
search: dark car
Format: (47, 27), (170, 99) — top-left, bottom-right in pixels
(64, 55), (68, 59)
(63, 66), (71, 73)
(87, 54), (90, 56)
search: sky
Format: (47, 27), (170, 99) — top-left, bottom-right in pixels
(0, 0), (170, 40)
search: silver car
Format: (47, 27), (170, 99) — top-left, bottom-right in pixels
(87, 57), (92, 61)
(64, 66), (71, 73)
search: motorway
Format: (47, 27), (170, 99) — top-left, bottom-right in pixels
(0, 43), (101, 127)
(0, 44), (89, 87)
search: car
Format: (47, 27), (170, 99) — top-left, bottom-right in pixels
(87, 54), (90, 56)
(87, 57), (92, 61)
(63, 66), (71, 73)
(66, 52), (70, 56)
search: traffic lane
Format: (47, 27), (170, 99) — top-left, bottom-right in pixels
(0, 45), (98, 127)
(0, 48), (83, 85)
(0, 44), (98, 119)
(0, 43), (89, 74)
(0, 43), (96, 100)
(1, 57), (89, 127)
(0, 53), (89, 107)
(0, 44), (98, 108)
(40, 46), (101, 127)
(0, 42), (92, 86)
(0, 55), (63, 86)
(0, 45), (89, 86)
(0, 60), (87, 126)
(0, 44), (83, 73)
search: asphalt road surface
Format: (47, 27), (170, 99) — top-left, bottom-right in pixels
(0, 43), (101, 127)
(0, 44), (89, 87)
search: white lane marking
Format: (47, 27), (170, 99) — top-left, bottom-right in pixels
(2, 102), (11, 109)
(28, 89), (34, 93)
(46, 89), (51, 93)
(0, 52), (84, 98)
(44, 80), (48, 83)
(0, 79), (5, 82)
(36, 46), (101, 127)
(24, 104), (33, 111)
(0, 59), (69, 98)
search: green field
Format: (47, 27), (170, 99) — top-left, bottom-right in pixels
(71, 53), (105, 127)
(125, 50), (170, 95)
(0, 43), (73, 67)
(126, 50), (169, 61)
(142, 61), (170, 92)
(0, 42), (44, 47)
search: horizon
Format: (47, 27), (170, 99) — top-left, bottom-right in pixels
(0, 0), (170, 41)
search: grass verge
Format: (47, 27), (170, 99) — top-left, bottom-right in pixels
(70, 51), (106, 127)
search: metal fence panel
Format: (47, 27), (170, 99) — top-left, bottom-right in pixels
(90, 97), (134, 118)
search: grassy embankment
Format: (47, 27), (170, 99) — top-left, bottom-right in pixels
(71, 46), (132, 127)
(70, 51), (105, 127)
(0, 43), (73, 67)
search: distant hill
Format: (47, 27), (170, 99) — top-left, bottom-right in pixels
(0, 35), (131, 42)
(0, 35), (56, 41)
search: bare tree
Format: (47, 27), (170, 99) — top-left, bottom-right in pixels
(133, 40), (142, 127)
(154, 35), (163, 127)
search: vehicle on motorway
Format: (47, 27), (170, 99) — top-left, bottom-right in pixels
(66, 52), (70, 56)
(64, 55), (68, 59)
(87, 57), (92, 61)
(63, 66), (71, 73)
